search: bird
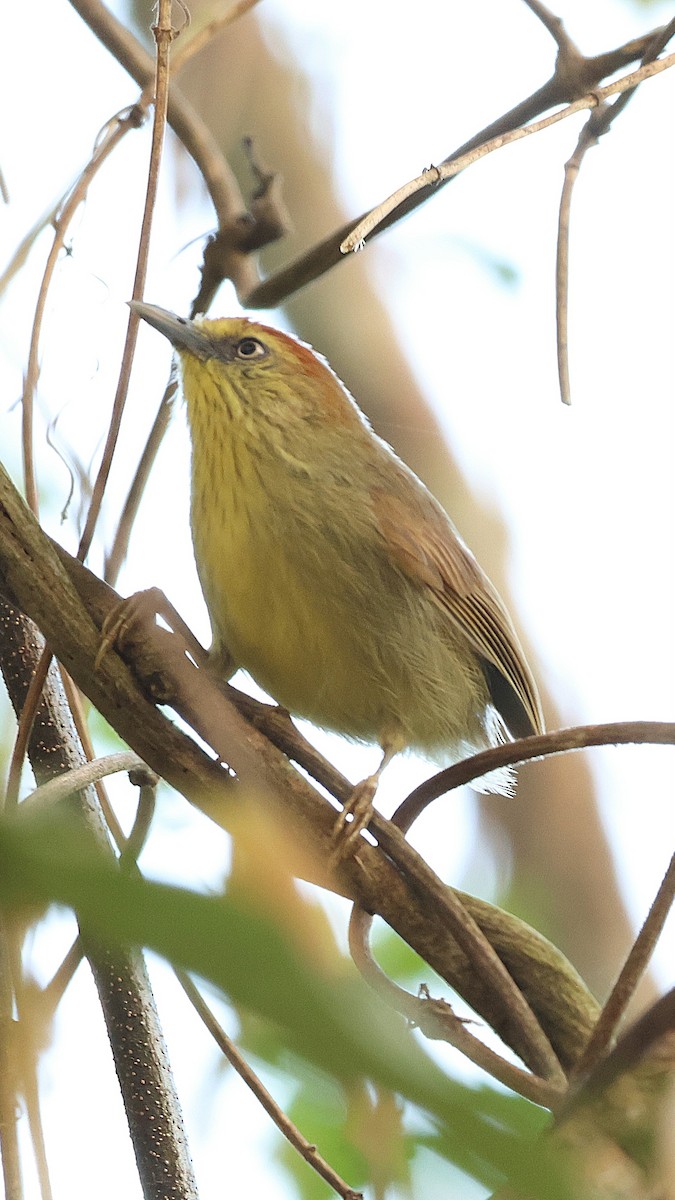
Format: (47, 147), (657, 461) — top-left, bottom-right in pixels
(131, 301), (544, 845)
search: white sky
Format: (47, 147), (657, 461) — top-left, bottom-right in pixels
(1, 1), (674, 1198)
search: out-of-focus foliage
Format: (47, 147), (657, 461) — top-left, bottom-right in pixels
(0, 803), (577, 1197)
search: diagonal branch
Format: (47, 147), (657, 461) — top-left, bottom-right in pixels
(395, 721), (675, 833)
(0, 460), (599, 1072)
(244, 26), (670, 307)
(571, 852), (675, 1081)
(339, 54), (675, 255)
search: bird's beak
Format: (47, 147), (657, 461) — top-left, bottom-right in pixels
(130, 301), (213, 359)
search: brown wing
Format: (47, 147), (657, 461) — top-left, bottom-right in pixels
(373, 489), (544, 739)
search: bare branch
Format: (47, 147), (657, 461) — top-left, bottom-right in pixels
(340, 54), (675, 255)
(572, 853), (675, 1080)
(103, 379), (177, 586)
(245, 27), (671, 308)
(177, 971), (363, 1199)
(0, 916), (22, 1200)
(555, 107), (606, 405)
(521, 0), (579, 56)
(348, 907), (565, 1108)
(67, 0), (262, 298)
(555, 17), (675, 404)
(21, 114), (136, 519)
(395, 721), (675, 833)
(77, 0), (174, 563)
(565, 988), (675, 1108)
(0, 596), (199, 1200)
(19, 752), (147, 817)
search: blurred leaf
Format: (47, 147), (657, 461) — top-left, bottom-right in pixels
(0, 806), (578, 1197)
(456, 237), (520, 288)
(371, 921), (446, 987)
(344, 1084), (412, 1194)
(276, 1077), (369, 1200)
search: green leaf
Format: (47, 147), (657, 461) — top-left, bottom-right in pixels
(0, 808), (576, 1197)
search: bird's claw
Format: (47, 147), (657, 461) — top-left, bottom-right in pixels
(330, 774), (378, 863)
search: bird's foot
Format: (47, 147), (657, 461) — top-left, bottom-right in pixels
(95, 586), (208, 673)
(331, 772), (379, 862)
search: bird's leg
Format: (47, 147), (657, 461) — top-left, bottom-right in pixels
(332, 735), (403, 859)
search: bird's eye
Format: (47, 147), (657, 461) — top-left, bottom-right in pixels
(235, 337), (267, 360)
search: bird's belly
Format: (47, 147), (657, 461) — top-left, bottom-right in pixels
(191, 479), (489, 756)
(193, 500), (387, 740)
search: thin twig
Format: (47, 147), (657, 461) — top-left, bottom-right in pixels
(3, 913), (53, 1200)
(57, 668), (128, 848)
(244, 25), (669, 307)
(0, 2), (260, 303)
(103, 378), (177, 586)
(21, 1036), (53, 1200)
(0, 204), (62, 300)
(21, 113), (136, 518)
(0, 916), (22, 1200)
(348, 907), (565, 1109)
(572, 852), (675, 1081)
(563, 988), (675, 1112)
(554, 17), (675, 404)
(41, 940), (84, 1016)
(587, 16), (675, 139)
(19, 751), (147, 817)
(119, 773), (157, 869)
(395, 721), (675, 833)
(521, 0), (578, 55)
(9, 112), (144, 796)
(176, 971), (363, 1199)
(5, 650), (52, 810)
(555, 113), (605, 405)
(340, 53), (675, 254)
(67, 0), (255, 242)
(77, 2), (174, 563)
(359, 818), (568, 1085)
